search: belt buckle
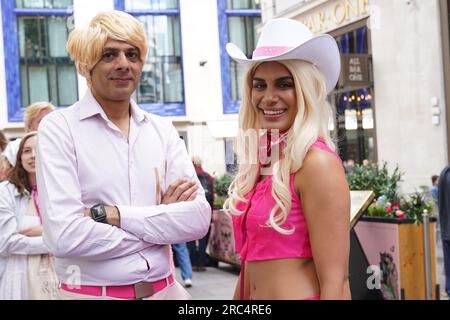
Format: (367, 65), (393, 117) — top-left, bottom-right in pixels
(134, 282), (155, 300)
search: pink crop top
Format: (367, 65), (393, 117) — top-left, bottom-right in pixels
(232, 138), (340, 262)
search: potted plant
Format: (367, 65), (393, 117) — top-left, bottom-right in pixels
(367, 191), (435, 224)
(347, 162), (438, 300)
(347, 162), (436, 223)
(208, 173), (240, 265)
(213, 173), (234, 209)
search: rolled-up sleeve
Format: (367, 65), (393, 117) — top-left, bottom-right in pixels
(0, 185), (48, 256)
(119, 124), (211, 244)
(36, 113), (152, 261)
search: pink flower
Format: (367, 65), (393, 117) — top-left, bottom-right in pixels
(386, 206), (392, 213)
(393, 203), (400, 210)
(396, 210), (406, 219)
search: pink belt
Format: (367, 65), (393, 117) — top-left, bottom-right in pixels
(60, 274), (174, 300)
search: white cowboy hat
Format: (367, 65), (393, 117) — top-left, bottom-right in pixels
(226, 18), (341, 93)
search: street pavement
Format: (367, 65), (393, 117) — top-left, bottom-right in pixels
(174, 262), (239, 300)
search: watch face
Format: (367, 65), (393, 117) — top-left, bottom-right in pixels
(91, 205), (107, 223)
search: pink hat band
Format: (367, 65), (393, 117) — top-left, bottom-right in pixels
(252, 46), (294, 58)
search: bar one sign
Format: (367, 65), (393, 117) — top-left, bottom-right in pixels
(342, 54), (370, 86)
(300, 0), (370, 34)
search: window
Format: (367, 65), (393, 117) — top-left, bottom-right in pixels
(15, 0), (73, 8)
(2, 0), (78, 122)
(218, 0), (261, 114)
(225, 137), (237, 174)
(331, 25), (375, 164)
(124, 0), (178, 10)
(115, 0), (185, 116)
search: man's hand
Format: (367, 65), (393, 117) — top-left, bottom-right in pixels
(161, 179), (198, 205)
(19, 225), (43, 237)
(82, 179), (198, 228)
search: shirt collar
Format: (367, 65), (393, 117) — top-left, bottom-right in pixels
(129, 99), (149, 124)
(79, 89), (149, 124)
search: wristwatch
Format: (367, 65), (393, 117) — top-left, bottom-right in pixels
(90, 204), (108, 224)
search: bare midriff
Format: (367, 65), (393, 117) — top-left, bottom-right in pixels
(247, 258), (320, 300)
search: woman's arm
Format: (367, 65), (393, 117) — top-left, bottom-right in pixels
(0, 185), (48, 255)
(296, 148), (351, 300)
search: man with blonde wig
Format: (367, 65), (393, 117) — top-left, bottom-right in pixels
(36, 11), (211, 300)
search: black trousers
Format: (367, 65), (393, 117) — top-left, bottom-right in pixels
(443, 239), (450, 295)
(187, 229), (210, 267)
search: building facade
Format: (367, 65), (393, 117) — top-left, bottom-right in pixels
(0, 0), (262, 177)
(2, 0), (448, 192)
(261, 0), (450, 193)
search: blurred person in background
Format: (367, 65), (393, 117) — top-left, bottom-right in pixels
(0, 131), (9, 182)
(188, 156), (215, 272)
(438, 166), (450, 299)
(0, 132), (58, 299)
(172, 243), (193, 288)
(432, 175), (439, 205)
(0, 131), (7, 153)
(1, 102), (55, 174)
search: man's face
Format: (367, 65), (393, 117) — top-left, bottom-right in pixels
(90, 39), (143, 104)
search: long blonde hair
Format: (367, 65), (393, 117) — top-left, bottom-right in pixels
(224, 60), (336, 235)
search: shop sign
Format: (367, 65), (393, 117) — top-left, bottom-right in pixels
(341, 54), (370, 86)
(298, 0), (370, 34)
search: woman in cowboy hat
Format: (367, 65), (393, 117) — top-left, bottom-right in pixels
(224, 18), (351, 300)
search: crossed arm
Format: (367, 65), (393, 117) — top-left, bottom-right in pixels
(85, 179), (199, 227)
(0, 186), (48, 256)
(36, 113), (211, 261)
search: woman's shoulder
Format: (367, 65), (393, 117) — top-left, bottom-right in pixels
(304, 145), (342, 171)
(293, 149), (349, 208)
(309, 139), (341, 160)
(0, 181), (21, 199)
(0, 180), (13, 192)
(294, 145), (345, 191)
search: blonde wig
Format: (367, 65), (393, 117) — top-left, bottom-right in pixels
(66, 10), (148, 86)
(224, 60), (336, 235)
(24, 102), (56, 132)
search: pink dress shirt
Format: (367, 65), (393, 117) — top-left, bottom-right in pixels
(36, 89), (211, 286)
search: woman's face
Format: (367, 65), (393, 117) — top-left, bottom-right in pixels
(21, 136), (37, 174)
(251, 61), (298, 132)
